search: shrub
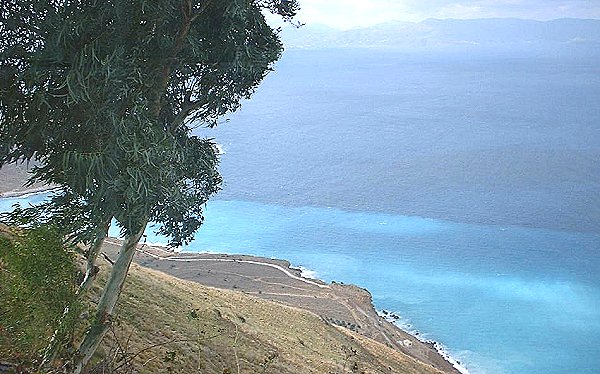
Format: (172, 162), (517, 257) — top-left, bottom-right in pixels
(0, 225), (81, 368)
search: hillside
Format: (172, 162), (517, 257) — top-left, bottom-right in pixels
(90, 260), (449, 373)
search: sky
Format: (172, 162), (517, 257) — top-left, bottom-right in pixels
(272, 0), (600, 30)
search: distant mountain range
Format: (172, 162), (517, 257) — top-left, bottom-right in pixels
(280, 18), (600, 50)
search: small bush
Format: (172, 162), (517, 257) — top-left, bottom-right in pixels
(0, 225), (81, 368)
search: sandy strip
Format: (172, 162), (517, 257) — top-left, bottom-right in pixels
(104, 238), (329, 289)
(157, 255), (329, 289)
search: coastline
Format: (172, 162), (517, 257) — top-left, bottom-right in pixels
(0, 189), (465, 373)
(379, 311), (471, 374)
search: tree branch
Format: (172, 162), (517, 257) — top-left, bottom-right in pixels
(170, 97), (209, 131)
(151, 0), (214, 118)
(101, 252), (115, 265)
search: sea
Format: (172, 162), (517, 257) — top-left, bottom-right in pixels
(2, 45), (599, 374)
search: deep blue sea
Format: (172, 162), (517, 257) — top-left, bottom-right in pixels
(2, 46), (599, 374)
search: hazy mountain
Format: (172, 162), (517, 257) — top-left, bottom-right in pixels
(280, 18), (600, 50)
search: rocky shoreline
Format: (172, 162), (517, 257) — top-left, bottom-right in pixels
(379, 310), (469, 374)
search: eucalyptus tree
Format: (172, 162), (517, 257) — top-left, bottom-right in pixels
(0, 0), (298, 371)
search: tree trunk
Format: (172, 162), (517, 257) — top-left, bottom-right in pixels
(78, 221), (111, 293)
(39, 221), (111, 369)
(72, 221), (147, 374)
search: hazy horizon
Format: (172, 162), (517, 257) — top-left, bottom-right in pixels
(267, 0), (600, 30)
(282, 16), (600, 31)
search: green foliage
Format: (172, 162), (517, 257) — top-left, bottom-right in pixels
(0, 0), (298, 247)
(0, 225), (82, 367)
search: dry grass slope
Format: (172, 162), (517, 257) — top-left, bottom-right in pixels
(91, 263), (445, 374)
